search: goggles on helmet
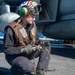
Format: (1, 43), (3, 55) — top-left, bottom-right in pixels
(27, 4), (42, 15)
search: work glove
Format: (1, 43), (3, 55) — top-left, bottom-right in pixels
(21, 44), (42, 54)
(33, 45), (42, 51)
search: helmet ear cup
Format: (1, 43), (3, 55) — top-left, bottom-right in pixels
(19, 7), (28, 16)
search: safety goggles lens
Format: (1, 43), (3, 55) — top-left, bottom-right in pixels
(29, 5), (42, 15)
(34, 5), (42, 13)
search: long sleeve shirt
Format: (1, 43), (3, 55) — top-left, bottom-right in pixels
(4, 27), (22, 55)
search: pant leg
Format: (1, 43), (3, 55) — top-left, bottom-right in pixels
(37, 45), (51, 70)
(11, 56), (34, 75)
(28, 42), (51, 70)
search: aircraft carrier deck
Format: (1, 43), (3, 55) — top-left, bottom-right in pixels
(0, 39), (75, 75)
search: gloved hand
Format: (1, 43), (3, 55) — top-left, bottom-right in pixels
(21, 44), (32, 54)
(21, 44), (42, 54)
(32, 45), (42, 51)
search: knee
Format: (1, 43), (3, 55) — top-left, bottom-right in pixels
(26, 62), (34, 71)
(12, 56), (34, 72)
(44, 41), (51, 51)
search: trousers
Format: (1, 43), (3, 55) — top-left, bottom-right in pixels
(5, 47), (51, 75)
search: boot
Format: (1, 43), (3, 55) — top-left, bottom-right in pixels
(36, 70), (45, 75)
(10, 67), (26, 75)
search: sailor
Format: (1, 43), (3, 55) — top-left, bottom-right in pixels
(4, 0), (51, 75)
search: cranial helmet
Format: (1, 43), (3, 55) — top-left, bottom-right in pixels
(19, 1), (42, 16)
